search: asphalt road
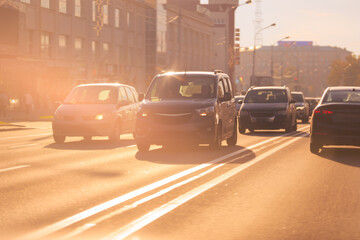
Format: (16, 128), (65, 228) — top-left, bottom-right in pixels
(0, 121), (359, 240)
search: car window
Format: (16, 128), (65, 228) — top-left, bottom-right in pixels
(225, 77), (233, 96)
(64, 86), (117, 104)
(146, 75), (216, 101)
(323, 90), (360, 103)
(291, 93), (304, 102)
(130, 88), (139, 102)
(218, 81), (225, 99)
(125, 87), (136, 104)
(245, 90), (287, 103)
(119, 87), (128, 102)
(221, 78), (230, 94)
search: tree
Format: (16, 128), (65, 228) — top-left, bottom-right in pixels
(328, 55), (360, 86)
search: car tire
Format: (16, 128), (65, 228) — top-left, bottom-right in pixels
(137, 141), (150, 152)
(226, 120), (237, 146)
(210, 124), (222, 150)
(293, 119), (298, 131)
(285, 120), (293, 133)
(310, 142), (321, 154)
(53, 134), (66, 144)
(238, 121), (246, 134)
(109, 122), (121, 142)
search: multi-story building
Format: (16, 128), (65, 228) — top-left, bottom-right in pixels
(237, 41), (352, 96)
(0, 0), (147, 109)
(145, 0), (213, 83)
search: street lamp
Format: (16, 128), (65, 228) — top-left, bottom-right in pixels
(251, 23), (276, 85)
(271, 36), (290, 79)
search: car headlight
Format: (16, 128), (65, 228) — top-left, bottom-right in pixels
(95, 114), (105, 120)
(240, 110), (249, 116)
(137, 108), (150, 118)
(296, 107), (305, 110)
(196, 106), (215, 117)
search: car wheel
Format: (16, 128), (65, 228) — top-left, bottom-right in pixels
(53, 134), (66, 144)
(137, 141), (150, 152)
(226, 120), (237, 146)
(210, 124), (222, 150)
(109, 122), (121, 142)
(310, 142), (321, 154)
(285, 120), (293, 133)
(293, 119), (298, 131)
(238, 121), (246, 134)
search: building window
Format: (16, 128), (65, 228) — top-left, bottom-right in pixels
(75, 0), (81, 17)
(103, 43), (109, 52)
(127, 12), (130, 28)
(20, 0), (31, 3)
(115, 8), (120, 28)
(41, 0), (50, 8)
(59, 34), (67, 48)
(40, 32), (50, 57)
(92, 41), (97, 54)
(103, 4), (109, 24)
(75, 38), (82, 50)
(59, 0), (67, 14)
(92, 0), (96, 21)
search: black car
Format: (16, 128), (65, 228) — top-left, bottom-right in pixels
(310, 86), (360, 153)
(52, 83), (141, 143)
(291, 91), (309, 123)
(238, 86), (297, 133)
(134, 71), (238, 151)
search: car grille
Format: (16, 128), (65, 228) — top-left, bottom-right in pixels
(151, 113), (193, 124)
(250, 112), (275, 118)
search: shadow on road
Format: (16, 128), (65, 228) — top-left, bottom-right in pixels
(242, 130), (309, 138)
(319, 147), (360, 168)
(135, 145), (256, 165)
(44, 138), (136, 150)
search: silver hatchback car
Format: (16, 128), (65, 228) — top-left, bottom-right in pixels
(52, 83), (141, 143)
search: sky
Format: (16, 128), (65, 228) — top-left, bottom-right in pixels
(201, 0), (360, 55)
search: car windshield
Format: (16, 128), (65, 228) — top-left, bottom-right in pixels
(291, 93), (304, 102)
(64, 86), (118, 104)
(245, 90), (287, 103)
(146, 75), (216, 101)
(323, 90), (360, 103)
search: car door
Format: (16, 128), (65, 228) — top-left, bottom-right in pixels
(225, 77), (236, 132)
(217, 78), (230, 138)
(125, 87), (137, 132)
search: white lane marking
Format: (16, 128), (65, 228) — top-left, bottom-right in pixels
(61, 151), (256, 240)
(20, 127), (309, 240)
(0, 165), (31, 173)
(0, 133), (52, 141)
(10, 144), (38, 149)
(104, 132), (309, 240)
(125, 145), (137, 148)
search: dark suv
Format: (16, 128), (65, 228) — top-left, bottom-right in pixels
(238, 86), (297, 133)
(134, 71), (238, 151)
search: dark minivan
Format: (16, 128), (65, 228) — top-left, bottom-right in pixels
(238, 86), (297, 133)
(134, 71), (238, 151)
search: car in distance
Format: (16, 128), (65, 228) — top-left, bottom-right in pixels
(235, 95), (245, 115)
(52, 83), (141, 143)
(238, 86), (297, 133)
(134, 71), (238, 151)
(305, 97), (320, 116)
(291, 91), (309, 123)
(310, 86), (360, 153)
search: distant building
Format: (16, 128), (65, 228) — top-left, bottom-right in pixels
(237, 42), (352, 96)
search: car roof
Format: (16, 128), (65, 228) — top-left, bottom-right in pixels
(250, 86), (287, 90)
(156, 71), (227, 77)
(291, 91), (304, 95)
(327, 86), (360, 91)
(77, 83), (134, 89)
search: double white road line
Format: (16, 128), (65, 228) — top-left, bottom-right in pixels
(20, 126), (310, 240)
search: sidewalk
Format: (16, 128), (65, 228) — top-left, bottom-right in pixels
(0, 111), (53, 125)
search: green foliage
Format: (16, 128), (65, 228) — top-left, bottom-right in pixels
(328, 55), (360, 86)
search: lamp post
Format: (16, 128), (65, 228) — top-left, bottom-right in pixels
(271, 36), (289, 80)
(251, 23), (276, 86)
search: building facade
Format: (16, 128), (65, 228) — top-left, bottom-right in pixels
(0, 0), (147, 109)
(237, 42), (352, 96)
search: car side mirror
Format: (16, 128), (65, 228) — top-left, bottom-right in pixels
(290, 99), (296, 104)
(138, 93), (144, 102)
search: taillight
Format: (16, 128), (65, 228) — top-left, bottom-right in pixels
(314, 109), (333, 116)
